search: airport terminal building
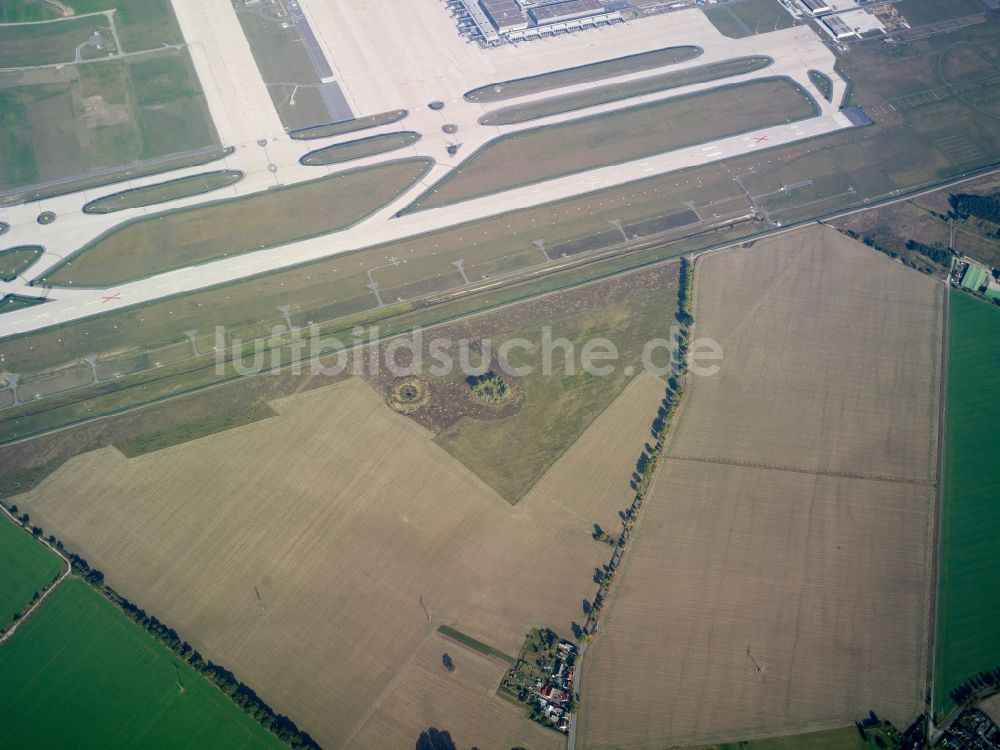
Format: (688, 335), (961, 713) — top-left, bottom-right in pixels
(450, 0), (625, 44)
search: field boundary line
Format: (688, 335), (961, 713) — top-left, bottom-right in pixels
(0, 506), (70, 648)
(663, 453), (937, 486)
(928, 284), (951, 732)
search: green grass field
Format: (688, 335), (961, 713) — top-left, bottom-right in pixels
(0, 578), (284, 749)
(82, 170), (243, 213)
(0, 48), (217, 192)
(0, 294), (46, 313)
(895, 0), (986, 26)
(464, 45), (703, 102)
(410, 77), (817, 212)
(934, 292), (1000, 715)
(115, 401), (277, 457)
(299, 131), (420, 166)
(0, 0), (63, 22)
(59, 0), (182, 53)
(479, 56), (774, 126)
(0, 14), (115, 68)
(704, 0), (794, 39)
(43, 158), (433, 286)
(0, 245), (42, 280)
(808, 69), (833, 103)
(733, 725), (899, 749)
(437, 625), (515, 664)
(0, 512), (63, 630)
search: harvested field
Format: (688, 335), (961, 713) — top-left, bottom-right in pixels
(347, 632), (562, 750)
(0, 578), (282, 749)
(464, 45), (703, 103)
(670, 226), (942, 481)
(12, 376), (646, 748)
(409, 77), (818, 212)
(0, 511), (63, 630)
(479, 56), (773, 126)
(42, 158), (433, 286)
(578, 226), (942, 748)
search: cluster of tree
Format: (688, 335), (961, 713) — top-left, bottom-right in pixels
(415, 728), (457, 750)
(583, 261), (697, 641)
(950, 193), (1000, 229)
(842, 229), (944, 274)
(467, 370), (509, 403)
(853, 711), (904, 749)
(904, 239), (954, 266)
(441, 653), (456, 672)
(677, 257), (694, 325)
(6, 508), (320, 750)
(948, 664), (1000, 711)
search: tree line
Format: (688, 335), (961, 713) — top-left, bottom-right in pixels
(950, 193), (1000, 229)
(581, 255), (695, 637)
(2, 504), (321, 750)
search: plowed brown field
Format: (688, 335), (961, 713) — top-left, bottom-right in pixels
(578, 225), (942, 748)
(14, 372), (661, 747)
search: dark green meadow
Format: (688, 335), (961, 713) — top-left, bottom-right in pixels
(934, 292), (1000, 714)
(0, 578), (283, 749)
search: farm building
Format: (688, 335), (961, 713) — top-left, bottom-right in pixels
(961, 265), (989, 293)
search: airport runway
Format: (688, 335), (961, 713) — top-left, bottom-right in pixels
(0, 6), (851, 338)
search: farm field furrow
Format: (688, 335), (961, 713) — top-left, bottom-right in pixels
(408, 77), (818, 212)
(934, 292), (1000, 715)
(10, 371), (658, 748)
(0, 577), (284, 749)
(578, 225), (941, 748)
